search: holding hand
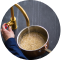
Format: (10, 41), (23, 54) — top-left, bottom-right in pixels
(1, 23), (15, 41)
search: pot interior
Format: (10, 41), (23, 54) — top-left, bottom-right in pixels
(17, 26), (48, 51)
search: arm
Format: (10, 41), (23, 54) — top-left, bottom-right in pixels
(5, 38), (27, 59)
(1, 23), (28, 59)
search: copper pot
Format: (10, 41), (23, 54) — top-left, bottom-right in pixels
(17, 25), (51, 58)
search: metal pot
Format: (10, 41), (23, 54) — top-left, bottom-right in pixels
(17, 25), (51, 58)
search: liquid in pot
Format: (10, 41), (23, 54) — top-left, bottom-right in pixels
(20, 32), (46, 50)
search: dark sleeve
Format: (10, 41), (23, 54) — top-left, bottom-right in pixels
(5, 38), (28, 60)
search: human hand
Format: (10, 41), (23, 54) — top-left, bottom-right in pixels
(1, 23), (15, 41)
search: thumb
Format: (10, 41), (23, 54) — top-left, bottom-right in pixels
(1, 29), (2, 32)
(8, 26), (12, 31)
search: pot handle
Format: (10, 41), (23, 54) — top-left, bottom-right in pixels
(45, 49), (51, 53)
(44, 44), (51, 53)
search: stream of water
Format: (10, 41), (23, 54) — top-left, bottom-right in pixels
(28, 26), (30, 37)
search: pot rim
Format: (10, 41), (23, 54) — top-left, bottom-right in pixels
(17, 25), (49, 51)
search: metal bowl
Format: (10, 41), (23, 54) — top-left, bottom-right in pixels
(17, 25), (49, 58)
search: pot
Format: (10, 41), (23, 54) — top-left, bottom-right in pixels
(17, 25), (51, 58)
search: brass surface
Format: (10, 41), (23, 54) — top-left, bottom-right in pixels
(45, 49), (51, 53)
(10, 7), (14, 20)
(15, 4), (30, 26)
(6, 3), (30, 30)
(6, 17), (17, 30)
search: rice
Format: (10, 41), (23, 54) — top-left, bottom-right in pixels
(20, 32), (46, 50)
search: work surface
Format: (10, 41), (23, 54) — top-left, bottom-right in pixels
(1, 0), (60, 59)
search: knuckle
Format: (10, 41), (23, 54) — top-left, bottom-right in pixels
(3, 30), (6, 32)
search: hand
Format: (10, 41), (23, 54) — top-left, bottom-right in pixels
(1, 23), (15, 41)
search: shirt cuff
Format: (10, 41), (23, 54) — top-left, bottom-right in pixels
(5, 38), (17, 48)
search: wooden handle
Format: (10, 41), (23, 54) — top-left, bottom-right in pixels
(45, 49), (51, 53)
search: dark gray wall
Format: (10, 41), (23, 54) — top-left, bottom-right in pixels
(1, 0), (60, 59)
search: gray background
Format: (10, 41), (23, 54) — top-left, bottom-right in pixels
(1, 0), (60, 59)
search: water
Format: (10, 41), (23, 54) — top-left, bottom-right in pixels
(28, 26), (30, 37)
(20, 32), (46, 50)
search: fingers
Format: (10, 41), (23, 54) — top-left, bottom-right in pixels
(2, 23), (12, 32)
(0, 29), (2, 32)
(2, 23), (6, 31)
(8, 26), (12, 31)
(1, 29), (3, 34)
